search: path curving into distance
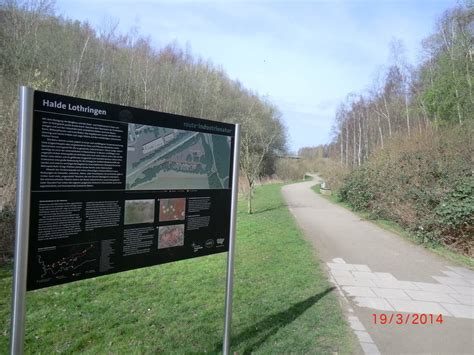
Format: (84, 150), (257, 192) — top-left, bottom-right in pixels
(282, 178), (473, 355)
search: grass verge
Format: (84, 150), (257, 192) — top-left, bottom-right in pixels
(311, 183), (473, 268)
(1, 184), (355, 354)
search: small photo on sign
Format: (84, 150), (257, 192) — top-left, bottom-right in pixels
(158, 224), (185, 249)
(124, 199), (155, 225)
(159, 198), (186, 221)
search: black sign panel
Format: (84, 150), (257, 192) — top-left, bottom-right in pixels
(27, 90), (236, 290)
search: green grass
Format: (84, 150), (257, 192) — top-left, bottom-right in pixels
(311, 183), (473, 268)
(0, 184), (355, 354)
(311, 183), (321, 194)
(311, 184), (345, 206)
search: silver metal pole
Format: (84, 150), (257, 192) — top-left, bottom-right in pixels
(10, 86), (34, 355)
(223, 124), (240, 355)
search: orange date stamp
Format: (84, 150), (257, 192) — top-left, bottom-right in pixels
(372, 313), (444, 325)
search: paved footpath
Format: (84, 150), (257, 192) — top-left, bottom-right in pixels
(282, 179), (474, 355)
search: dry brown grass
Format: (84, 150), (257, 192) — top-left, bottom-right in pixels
(274, 158), (307, 181)
(0, 79), (19, 264)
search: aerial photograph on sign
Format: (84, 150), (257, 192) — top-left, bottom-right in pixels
(159, 198), (186, 222)
(158, 225), (185, 249)
(126, 124), (231, 190)
(124, 199), (155, 225)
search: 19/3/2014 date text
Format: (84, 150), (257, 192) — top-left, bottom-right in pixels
(372, 313), (444, 325)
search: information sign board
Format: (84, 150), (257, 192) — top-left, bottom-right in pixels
(26, 90), (236, 290)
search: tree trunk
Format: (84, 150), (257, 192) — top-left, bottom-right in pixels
(441, 24), (463, 124)
(247, 184), (253, 214)
(353, 117), (356, 168)
(345, 122), (349, 168)
(383, 95), (392, 136)
(340, 131), (343, 166)
(71, 34), (90, 96)
(405, 92), (410, 136)
(358, 113), (362, 166)
(247, 193), (252, 214)
(378, 119), (384, 149)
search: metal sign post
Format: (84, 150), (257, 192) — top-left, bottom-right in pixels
(10, 86), (34, 355)
(9, 87), (240, 354)
(223, 124), (240, 355)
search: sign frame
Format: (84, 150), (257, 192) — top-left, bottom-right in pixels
(9, 86), (240, 355)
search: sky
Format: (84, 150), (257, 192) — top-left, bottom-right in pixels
(55, 0), (458, 152)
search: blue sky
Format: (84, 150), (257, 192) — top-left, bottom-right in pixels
(55, 0), (457, 152)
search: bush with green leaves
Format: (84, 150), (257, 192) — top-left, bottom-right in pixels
(339, 167), (375, 211)
(336, 124), (473, 256)
(427, 176), (473, 253)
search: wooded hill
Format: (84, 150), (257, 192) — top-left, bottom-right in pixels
(300, 4), (473, 257)
(0, 0), (286, 261)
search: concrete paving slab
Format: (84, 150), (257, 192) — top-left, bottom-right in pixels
(348, 316), (366, 331)
(441, 272), (466, 279)
(332, 275), (356, 284)
(372, 279), (419, 290)
(354, 297), (394, 311)
(327, 262), (355, 271)
(433, 275), (471, 287)
(449, 285), (474, 296)
(373, 272), (398, 282)
(442, 270), (465, 278)
(352, 271), (379, 280)
(353, 264), (372, 272)
(372, 288), (411, 300)
(412, 282), (456, 294)
(387, 299), (451, 316)
(449, 293), (474, 305)
(446, 267), (474, 279)
(440, 303), (474, 319)
(330, 269), (353, 278)
(343, 286), (377, 297)
(355, 330), (374, 343)
(405, 290), (459, 303)
(334, 276), (376, 287)
(360, 342), (381, 355)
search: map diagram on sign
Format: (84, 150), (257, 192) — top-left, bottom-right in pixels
(126, 124), (231, 190)
(36, 243), (99, 280)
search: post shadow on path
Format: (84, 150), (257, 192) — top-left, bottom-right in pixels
(213, 287), (335, 354)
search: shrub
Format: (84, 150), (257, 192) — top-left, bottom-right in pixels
(0, 208), (15, 265)
(275, 158), (306, 181)
(336, 123), (473, 257)
(430, 176), (474, 255)
(339, 167), (375, 211)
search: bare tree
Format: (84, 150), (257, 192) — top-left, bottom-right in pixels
(239, 101), (284, 214)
